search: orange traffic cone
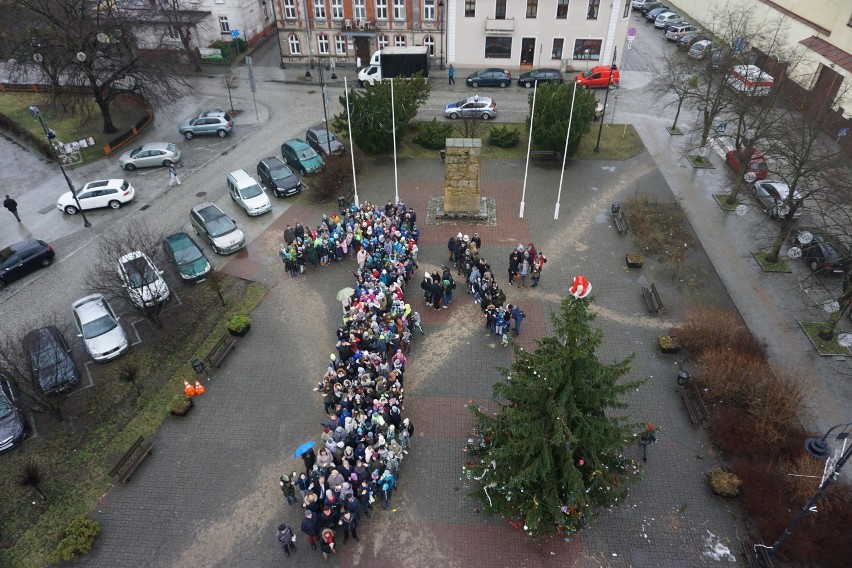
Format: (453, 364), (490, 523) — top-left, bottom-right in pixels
(184, 380), (196, 397)
(194, 380), (205, 395)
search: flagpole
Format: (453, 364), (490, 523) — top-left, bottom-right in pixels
(520, 80), (537, 218)
(391, 78), (399, 204)
(343, 77), (359, 207)
(554, 82), (577, 220)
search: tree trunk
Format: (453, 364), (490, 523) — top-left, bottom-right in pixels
(671, 98), (684, 131)
(764, 217), (794, 263)
(725, 145), (754, 205)
(819, 274), (852, 339)
(93, 90), (118, 134)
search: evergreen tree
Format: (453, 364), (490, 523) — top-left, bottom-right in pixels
(465, 295), (644, 537)
(527, 82), (597, 154)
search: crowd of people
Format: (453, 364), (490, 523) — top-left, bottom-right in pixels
(275, 200), (420, 561)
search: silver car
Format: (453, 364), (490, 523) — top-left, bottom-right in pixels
(72, 294), (129, 362)
(190, 202), (246, 255)
(752, 180), (803, 219)
(178, 111), (233, 139)
(118, 142), (181, 171)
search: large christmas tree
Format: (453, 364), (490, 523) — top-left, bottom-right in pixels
(465, 295), (644, 537)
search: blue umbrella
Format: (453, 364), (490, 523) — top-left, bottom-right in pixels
(293, 441), (316, 458)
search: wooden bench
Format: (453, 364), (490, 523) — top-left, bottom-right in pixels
(110, 436), (154, 483)
(741, 540), (774, 568)
(530, 150), (561, 160)
(612, 206), (631, 234)
(204, 333), (239, 369)
(680, 381), (709, 425)
(641, 283), (665, 314)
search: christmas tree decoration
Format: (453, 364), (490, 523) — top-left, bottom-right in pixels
(466, 295), (644, 536)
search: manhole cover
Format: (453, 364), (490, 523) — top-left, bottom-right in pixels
(196, 191), (207, 197)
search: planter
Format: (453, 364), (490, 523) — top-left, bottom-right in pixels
(169, 394), (193, 416)
(226, 315), (251, 337)
(709, 469), (741, 497)
(625, 254), (643, 269)
(228, 323), (250, 337)
(658, 335), (681, 354)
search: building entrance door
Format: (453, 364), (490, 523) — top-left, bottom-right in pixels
(520, 38), (535, 66)
(355, 37), (371, 68)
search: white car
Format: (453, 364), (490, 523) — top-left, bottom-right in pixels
(118, 142), (181, 171)
(57, 179), (135, 215)
(752, 180), (804, 219)
(117, 251), (170, 308)
(655, 12), (683, 29)
(227, 170), (272, 216)
(72, 294), (129, 362)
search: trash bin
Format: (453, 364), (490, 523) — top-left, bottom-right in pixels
(439, 150), (446, 162)
(337, 196), (348, 212)
(191, 359), (206, 375)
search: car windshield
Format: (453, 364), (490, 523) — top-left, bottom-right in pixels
(206, 215), (236, 238)
(82, 314), (117, 339)
(240, 183), (264, 199)
(122, 258), (158, 287)
(174, 244), (203, 265)
(582, 69), (597, 78)
(129, 147), (143, 157)
(167, 144), (178, 154)
(299, 149), (317, 160)
(0, 394), (12, 418)
(269, 166), (293, 180)
(35, 345), (64, 369)
(315, 131), (337, 142)
(0, 247), (12, 262)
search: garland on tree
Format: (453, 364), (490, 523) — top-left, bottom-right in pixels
(464, 294), (645, 537)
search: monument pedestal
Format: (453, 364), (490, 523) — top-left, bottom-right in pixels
(436, 138), (488, 221)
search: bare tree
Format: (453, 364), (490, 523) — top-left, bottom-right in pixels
(648, 50), (702, 134)
(151, 0), (210, 72)
(223, 66), (239, 114)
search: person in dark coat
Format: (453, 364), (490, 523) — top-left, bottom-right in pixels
(294, 222), (305, 241)
(284, 224), (295, 244)
(430, 279), (443, 311)
(338, 510), (360, 543)
(277, 523), (297, 557)
(300, 510), (321, 550)
(320, 528), (337, 561)
(302, 448), (317, 475)
(4, 195), (20, 222)
(508, 248), (522, 285)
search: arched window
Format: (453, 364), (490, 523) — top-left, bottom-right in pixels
(424, 35), (435, 56)
(288, 34), (301, 55)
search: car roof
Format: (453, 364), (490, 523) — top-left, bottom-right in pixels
(23, 325), (61, 345)
(692, 40), (712, 47)
(83, 179), (126, 190)
(165, 232), (194, 247)
(119, 250), (150, 264)
(456, 96), (493, 104)
(192, 202), (226, 220)
(139, 142), (172, 151)
(72, 294), (109, 320)
(307, 126), (332, 135)
(2, 239), (42, 254)
(260, 156), (287, 167)
(283, 138), (310, 150)
(200, 110), (228, 118)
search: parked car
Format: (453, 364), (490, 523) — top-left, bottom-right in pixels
(72, 294), (129, 362)
(641, 1), (667, 14)
(117, 251), (170, 308)
(0, 374), (26, 453)
(281, 138), (324, 175)
(645, 6), (670, 21)
(162, 232), (211, 283)
(0, 239), (54, 290)
(517, 68), (563, 88)
(791, 230), (851, 275)
(22, 326), (79, 394)
(178, 110), (233, 139)
(306, 126), (345, 156)
(688, 40), (714, 59)
(666, 24), (699, 41)
(444, 96), (497, 120)
(118, 142), (181, 171)
(257, 157), (302, 198)
(576, 66), (620, 88)
(57, 179), (135, 215)
(751, 180), (803, 219)
(655, 12), (684, 29)
(725, 149), (769, 181)
(190, 202), (246, 255)
(465, 68), (512, 88)
(227, 169), (272, 216)
(676, 33), (704, 50)
(631, 0), (655, 9)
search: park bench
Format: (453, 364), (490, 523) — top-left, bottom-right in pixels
(611, 203), (631, 234)
(680, 381), (709, 425)
(741, 541), (775, 568)
(641, 282), (665, 314)
(110, 436), (154, 483)
(204, 333), (239, 369)
(529, 150), (561, 160)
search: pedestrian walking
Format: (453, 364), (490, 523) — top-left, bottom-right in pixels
(168, 164), (181, 186)
(3, 195), (20, 222)
(448, 64), (455, 85)
(508, 304), (525, 337)
(280, 473), (297, 505)
(300, 510), (321, 550)
(276, 523), (297, 557)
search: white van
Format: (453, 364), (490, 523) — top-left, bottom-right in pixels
(227, 169), (272, 216)
(727, 65), (774, 97)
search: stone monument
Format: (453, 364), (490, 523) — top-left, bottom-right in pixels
(443, 138), (482, 213)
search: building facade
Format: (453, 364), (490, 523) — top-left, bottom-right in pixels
(272, 0), (631, 70)
(193, 0), (276, 50)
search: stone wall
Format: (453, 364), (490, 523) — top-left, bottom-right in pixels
(443, 138), (481, 212)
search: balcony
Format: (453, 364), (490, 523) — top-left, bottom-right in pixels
(340, 18), (376, 31)
(485, 17), (514, 35)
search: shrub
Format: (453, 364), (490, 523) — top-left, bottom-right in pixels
(781, 451), (843, 513)
(310, 149), (363, 203)
(413, 118), (454, 150)
(52, 515), (100, 562)
(226, 315), (250, 333)
(673, 307), (755, 358)
(750, 373), (807, 444)
(697, 348), (771, 406)
(169, 393), (193, 416)
(708, 469), (741, 497)
(488, 125), (519, 148)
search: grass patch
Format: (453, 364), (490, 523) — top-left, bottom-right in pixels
(752, 251), (791, 273)
(687, 154), (714, 168)
(799, 322), (852, 356)
(625, 193), (694, 264)
(0, 92), (147, 166)
(712, 193), (739, 211)
(574, 124), (644, 160)
(0, 276), (268, 567)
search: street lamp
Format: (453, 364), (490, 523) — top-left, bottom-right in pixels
(593, 47), (617, 153)
(29, 106), (91, 228)
(756, 422), (852, 563)
(439, 0), (445, 71)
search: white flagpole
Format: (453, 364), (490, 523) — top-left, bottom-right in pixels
(554, 82), (577, 220)
(391, 78), (399, 204)
(344, 77), (359, 207)
(520, 80), (537, 218)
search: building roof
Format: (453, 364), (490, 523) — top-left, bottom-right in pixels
(799, 36), (852, 75)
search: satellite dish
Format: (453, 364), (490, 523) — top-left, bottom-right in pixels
(744, 172), (757, 183)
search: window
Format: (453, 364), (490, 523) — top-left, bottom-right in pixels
(587, 0), (599, 19)
(376, 0), (388, 20)
(335, 34), (347, 54)
(552, 38), (564, 59)
(331, 0), (343, 20)
(573, 38), (601, 60)
(219, 15), (230, 33)
(623, 0), (630, 18)
(556, 0), (569, 19)
(354, 0), (366, 20)
(288, 34), (301, 55)
(394, 0), (405, 20)
(317, 33), (329, 54)
(526, 0), (537, 18)
(495, 0), (506, 19)
(424, 0), (435, 21)
(378, 34), (389, 49)
(283, 0), (296, 19)
(465, 0), (475, 18)
(424, 35), (435, 55)
(394, 34), (406, 46)
(314, 0), (326, 20)
(485, 36), (511, 58)
(166, 26), (181, 40)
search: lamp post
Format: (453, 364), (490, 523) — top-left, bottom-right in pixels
(301, 0), (313, 77)
(439, 0), (445, 70)
(758, 422), (852, 563)
(317, 63), (333, 155)
(29, 106), (91, 228)
(593, 46), (617, 153)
